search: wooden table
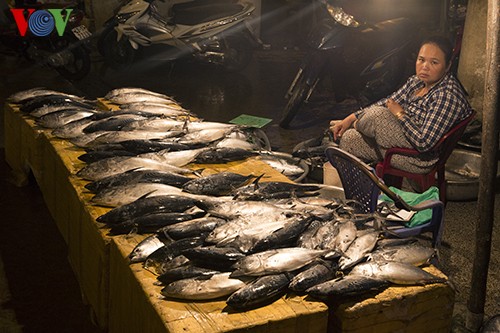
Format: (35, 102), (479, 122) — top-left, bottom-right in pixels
(4, 102), (454, 333)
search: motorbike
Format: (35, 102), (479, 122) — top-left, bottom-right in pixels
(98, 0), (259, 71)
(279, 0), (418, 128)
(0, 3), (92, 81)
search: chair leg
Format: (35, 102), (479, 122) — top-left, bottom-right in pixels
(382, 174), (403, 188)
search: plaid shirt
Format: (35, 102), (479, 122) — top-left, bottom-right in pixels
(355, 73), (473, 152)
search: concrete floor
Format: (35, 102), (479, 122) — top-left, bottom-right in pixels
(0, 37), (499, 332)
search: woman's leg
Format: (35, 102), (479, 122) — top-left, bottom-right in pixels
(342, 106), (437, 173)
(339, 128), (380, 163)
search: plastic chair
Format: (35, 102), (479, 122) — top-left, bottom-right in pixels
(325, 146), (444, 248)
(375, 112), (476, 203)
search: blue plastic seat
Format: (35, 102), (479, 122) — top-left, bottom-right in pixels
(325, 146), (445, 248)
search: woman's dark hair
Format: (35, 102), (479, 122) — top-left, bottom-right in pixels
(420, 35), (454, 65)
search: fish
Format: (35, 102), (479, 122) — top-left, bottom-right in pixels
(8, 87), (78, 104)
(120, 103), (190, 117)
(182, 246), (246, 271)
(215, 137), (259, 150)
(233, 181), (320, 201)
(105, 87), (176, 101)
(85, 169), (192, 193)
(35, 109), (97, 129)
(182, 172), (256, 196)
(87, 130), (184, 147)
(159, 216), (227, 240)
(231, 247), (328, 277)
(349, 261), (447, 285)
(109, 209), (207, 235)
(77, 150), (137, 163)
(194, 147), (258, 164)
(20, 94), (94, 114)
(296, 220), (328, 250)
(51, 118), (95, 139)
(249, 214), (313, 253)
(288, 260), (338, 292)
(69, 131), (108, 148)
(177, 128), (234, 145)
(306, 275), (390, 300)
(274, 199), (335, 221)
(90, 183), (185, 207)
(106, 92), (177, 105)
(156, 265), (220, 286)
(368, 243), (436, 266)
(160, 272), (252, 300)
(30, 102), (95, 118)
(208, 216), (290, 251)
(257, 152), (305, 177)
(325, 220), (358, 257)
(121, 118), (186, 132)
(157, 255), (191, 275)
(226, 273), (293, 310)
(140, 147), (209, 167)
(195, 198), (292, 221)
(128, 234), (167, 264)
(118, 139), (193, 154)
(76, 156), (194, 181)
(82, 114), (149, 133)
(143, 236), (206, 275)
(339, 231), (379, 270)
(96, 194), (201, 225)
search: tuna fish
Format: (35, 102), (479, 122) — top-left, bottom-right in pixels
(90, 183), (185, 207)
(288, 260), (338, 292)
(159, 216), (227, 240)
(156, 265), (220, 286)
(231, 247), (328, 277)
(35, 109), (97, 129)
(128, 234), (167, 264)
(349, 261), (447, 285)
(368, 243), (437, 266)
(306, 275), (390, 300)
(85, 169), (192, 193)
(194, 147), (258, 164)
(161, 272), (252, 300)
(226, 273), (293, 310)
(338, 231), (379, 270)
(96, 194), (201, 225)
(76, 156), (194, 181)
(182, 172), (255, 196)
(143, 236), (206, 275)
(182, 246), (246, 271)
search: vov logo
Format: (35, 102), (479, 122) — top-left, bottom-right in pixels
(10, 8), (73, 37)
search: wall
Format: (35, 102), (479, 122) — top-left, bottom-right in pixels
(458, 0), (487, 117)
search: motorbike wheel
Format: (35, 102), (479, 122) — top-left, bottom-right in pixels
(222, 33), (253, 72)
(53, 41), (91, 81)
(279, 71), (311, 129)
(102, 29), (135, 70)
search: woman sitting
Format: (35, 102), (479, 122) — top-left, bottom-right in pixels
(330, 35), (473, 175)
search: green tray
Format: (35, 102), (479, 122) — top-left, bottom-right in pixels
(229, 114), (272, 128)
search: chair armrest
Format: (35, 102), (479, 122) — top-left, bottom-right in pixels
(409, 199), (444, 212)
(380, 146), (421, 170)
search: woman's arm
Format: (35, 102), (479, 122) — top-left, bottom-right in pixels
(401, 84), (469, 151)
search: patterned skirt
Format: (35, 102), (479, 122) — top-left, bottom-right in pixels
(339, 106), (438, 174)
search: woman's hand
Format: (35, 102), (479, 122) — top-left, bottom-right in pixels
(330, 113), (357, 141)
(386, 98), (404, 118)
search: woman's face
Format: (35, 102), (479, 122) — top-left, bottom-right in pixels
(415, 43), (449, 86)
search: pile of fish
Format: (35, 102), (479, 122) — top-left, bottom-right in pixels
(8, 87), (446, 311)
